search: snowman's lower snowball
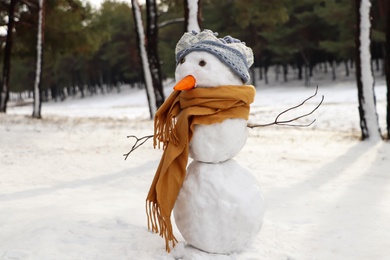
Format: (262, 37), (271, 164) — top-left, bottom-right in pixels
(174, 159), (265, 254)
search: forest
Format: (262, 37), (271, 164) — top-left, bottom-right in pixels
(1, 1), (390, 258)
(0, 0), (388, 102)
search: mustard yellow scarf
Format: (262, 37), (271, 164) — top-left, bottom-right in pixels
(146, 85), (256, 252)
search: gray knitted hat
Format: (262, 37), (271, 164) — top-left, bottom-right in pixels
(175, 30), (254, 84)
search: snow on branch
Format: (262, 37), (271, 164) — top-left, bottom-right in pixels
(159, 18), (185, 29)
(247, 86), (324, 128)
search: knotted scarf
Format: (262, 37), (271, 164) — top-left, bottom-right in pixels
(146, 85), (256, 252)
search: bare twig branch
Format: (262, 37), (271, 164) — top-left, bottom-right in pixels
(123, 134), (154, 160)
(247, 86), (324, 128)
(158, 18), (185, 28)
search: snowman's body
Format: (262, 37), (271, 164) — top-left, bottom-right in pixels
(189, 118), (248, 163)
(173, 51), (265, 254)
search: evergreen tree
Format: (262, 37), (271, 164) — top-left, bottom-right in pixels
(316, 0), (355, 65)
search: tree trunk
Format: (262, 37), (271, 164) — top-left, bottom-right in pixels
(385, 0), (390, 139)
(32, 0), (45, 119)
(264, 65), (268, 84)
(184, 0), (201, 32)
(283, 64), (288, 82)
(331, 61), (336, 80)
(0, 0), (17, 113)
(275, 65), (280, 82)
(355, 0), (382, 140)
(259, 65), (263, 80)
(132, 0), (156, 119)
(146, 0), (165, 109)
(297, 62), (302, 80)
(300, 51), (310, 86)
(344, 60), (350, 76)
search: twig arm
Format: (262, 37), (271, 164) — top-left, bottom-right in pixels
(123, 134), (154, 160)
(247, 86), (324, 128)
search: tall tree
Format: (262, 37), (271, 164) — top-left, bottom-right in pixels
(146, 0), (165, 108)
(42, 0), (99, 99)
(386, 0), (390, 139)
(91, 1), (140, 89)
(0, 0), (17, 113)
(354, 0), (382, 140)
(132, 0), (157, 118)
(32, 0), (45, 118)
(316, 0), (355, 67)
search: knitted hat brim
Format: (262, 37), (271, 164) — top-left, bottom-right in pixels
(176, 40), (250, 84)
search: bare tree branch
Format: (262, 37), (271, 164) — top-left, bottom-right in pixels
(20, 0), (39, 9)
(123, 134), (154, 160)
(158, 18), (185, 28)
(247, 86), (324, 128)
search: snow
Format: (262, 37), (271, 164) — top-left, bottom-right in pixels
(174, 159), (265, 254)
(1, 71), (390, 259)
(186, 0), (200, 32)
(189, 118), (248, 163)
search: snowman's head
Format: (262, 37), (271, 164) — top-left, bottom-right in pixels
(175, 51), (243, 88)
(173, 30), (254, 90)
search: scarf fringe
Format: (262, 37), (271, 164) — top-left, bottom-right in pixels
(146, 200), (178, 252)
(154, 114), (179, 150)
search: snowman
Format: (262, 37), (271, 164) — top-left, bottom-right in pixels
(146, 30), (265, 255)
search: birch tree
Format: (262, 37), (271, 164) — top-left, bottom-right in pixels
(32, 0), (45, 119)
(131, 0), (157, 118)
(184, 0), (201, 32)
(0, 0), (17, 113)
(354, 0), (382, 141)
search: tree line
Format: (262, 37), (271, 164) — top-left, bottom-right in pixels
(0, 0), (389, 136)
(0, 0), (386, 94)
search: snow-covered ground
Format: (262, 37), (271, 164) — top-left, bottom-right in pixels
(1, 74), (389, 259)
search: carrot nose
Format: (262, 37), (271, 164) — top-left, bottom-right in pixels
(173, 75), (196, 91)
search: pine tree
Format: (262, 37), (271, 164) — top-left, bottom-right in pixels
(316, 0), (354, 64)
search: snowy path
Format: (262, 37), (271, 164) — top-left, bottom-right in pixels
(1, 82), (389, 259)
